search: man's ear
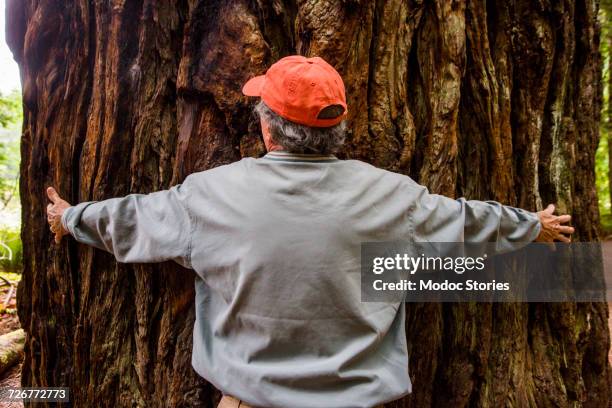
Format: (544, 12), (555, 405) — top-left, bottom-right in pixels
(260, 117), (269, 135)
(260, 117), (276, 151)
(260, 118), (271, 141)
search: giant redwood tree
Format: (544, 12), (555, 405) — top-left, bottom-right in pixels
(6, 0), (610, 406)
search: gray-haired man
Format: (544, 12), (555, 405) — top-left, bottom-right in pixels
(46, 55), (573, 408)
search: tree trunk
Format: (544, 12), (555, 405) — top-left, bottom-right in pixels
(6, 0), (609, 407)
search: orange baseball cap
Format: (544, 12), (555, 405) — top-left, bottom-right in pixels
(242, 55), (347, 128)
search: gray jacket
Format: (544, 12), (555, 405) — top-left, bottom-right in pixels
(62, 151), (541, 408)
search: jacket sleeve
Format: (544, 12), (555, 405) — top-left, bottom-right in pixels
(410, 183), (541, 253)
(60, 176), (195, 268)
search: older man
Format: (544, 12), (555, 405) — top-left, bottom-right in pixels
(46, 56), (573, 408)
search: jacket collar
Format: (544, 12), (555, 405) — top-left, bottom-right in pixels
(262, 151), (339, 162)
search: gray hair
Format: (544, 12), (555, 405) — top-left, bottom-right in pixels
(254, 100), (346, 155)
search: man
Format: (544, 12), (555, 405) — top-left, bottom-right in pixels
(46, 56), (573, 408)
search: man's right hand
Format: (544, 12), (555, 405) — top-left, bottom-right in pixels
(535, 204), (574, 243)
(46, 187), (72, 243)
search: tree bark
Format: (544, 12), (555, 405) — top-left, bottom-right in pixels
(6, 0), (609, 407)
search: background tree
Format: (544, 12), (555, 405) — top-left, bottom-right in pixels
(0, 89), (22, 272)
(6, 0), (610, 407)
(603, 0), (612, 215)
(0, 89), (21, 209)
(596, 0), (612, 228)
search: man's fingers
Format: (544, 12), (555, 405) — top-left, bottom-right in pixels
(52, 222), (62, 243)
(555, 214), (572, 224)
(544, 204), (555, 215)
(556, 225), (574, 234)
(556, 234), (571, 243)
(46, 187), (61, 204)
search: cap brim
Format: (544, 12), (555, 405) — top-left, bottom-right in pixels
(242, 75), (265, 96)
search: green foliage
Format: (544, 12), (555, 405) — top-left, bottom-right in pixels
(0, 271), (21, 283)
(596, 129), (609, 204)
(596, 5), (612, 234)
(0, 134), (19, 208)
(595, 132), (612, 235)
(0, 89), (22, 272)
(0, 90), (22, 129)
(0, 90), (21, 209)
(0, 227), (22, 272)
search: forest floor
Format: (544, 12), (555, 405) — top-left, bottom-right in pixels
(0, 272), (20, 335)
(0, 364), (22, 408)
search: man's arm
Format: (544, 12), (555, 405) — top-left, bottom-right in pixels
(46, 177), (195, 269)
(410, 185), (573, 252)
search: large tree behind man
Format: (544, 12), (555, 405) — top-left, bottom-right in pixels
(6, 0), (610, 406)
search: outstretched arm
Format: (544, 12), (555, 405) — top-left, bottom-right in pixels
(411, 185), (573, 253)
(45, 178), (194, 269)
